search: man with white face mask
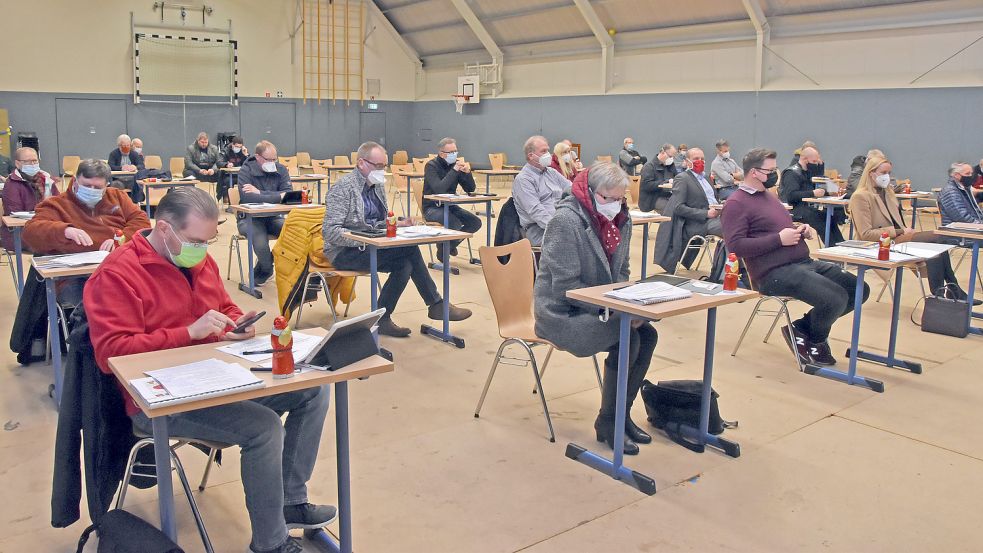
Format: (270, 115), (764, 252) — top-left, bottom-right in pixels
(2, 147), (61, 251)
(710, 139), (743, 201)
(236, 140), (292, 285)
(323, 141), (472, 337)
(422, 137), (480, 263)
(511, 135), (571, 247)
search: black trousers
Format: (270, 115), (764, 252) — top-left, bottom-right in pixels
(332, 245), (441, 320)
(424, 205), (482, 250)
(599, 322), (658, 420)
(237, 215), (284, 278)
(759, 259), (870, 342)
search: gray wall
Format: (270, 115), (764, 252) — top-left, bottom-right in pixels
(3, 87), (982, 190)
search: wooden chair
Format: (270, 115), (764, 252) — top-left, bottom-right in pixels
(473, 239), (602, 442)
(278, 156), (298, 172)
(296, 152), (312, 167)
(350, 152), (359, 163)
(62, 156), (81, 179)
(169, 157), (185, 177)
(390, 163), (412, 216)
(226, 187), (247, 282)
(144, 155), (163, 170)
(488, 153), (505, 171)
(392, 150), (409, 166)
(294, 265), (366, 327)
(596, 155), (613, 163)
(629, 176), (641, 209)
(412, 158), (427, 173)
(333, 155), (351, 166)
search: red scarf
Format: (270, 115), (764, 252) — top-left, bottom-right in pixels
(571, 169), (627, 261)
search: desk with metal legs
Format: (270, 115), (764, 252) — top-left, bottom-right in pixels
(424, 194), (502, 265)
(108, 329), (394, 553)
(803, 197), (851, 245)
(564, 284), (758, 495)
(3, 215), (27, 296)
(137, 180), (197, 216)
(229, 204), (322, 299)
(472, 169), (519, 218)
(630, 213), (670, 279)
(936, 227), (983, 336)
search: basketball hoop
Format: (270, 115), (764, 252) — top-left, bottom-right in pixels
(452, 94), (470, 114)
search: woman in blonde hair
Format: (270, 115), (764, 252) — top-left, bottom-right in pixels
(848, 154), (969, 300)
(551, 141), (583, 180)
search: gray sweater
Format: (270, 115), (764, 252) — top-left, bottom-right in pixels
(183, 144), (222, 177)
(710, 154), (741, 187)
(511, 163), (571, 246)
(321, 169), (388, 262)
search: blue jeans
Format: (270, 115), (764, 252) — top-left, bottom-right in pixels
(132, 386), (330, 551)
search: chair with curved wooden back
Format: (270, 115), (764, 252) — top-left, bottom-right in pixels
(596, 155), (613, 163)
(392, 150), (409, 166)
(473, 239), (601, 442)
(296, 152), (312, 167)
(225, 187), (247, 282)
(334, 155), (351, 166)
(350, 152), (359, 163)
(412, 158), (427, 173)
(144, 155), (163, 170)
(629, 176), (641, 209)
(488, 153), (505, 171)
(169, 157), (185, 177)
(279, 156), (298, 171)
(62, 156), (81, 178)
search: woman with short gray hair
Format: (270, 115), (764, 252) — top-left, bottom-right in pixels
(534, 161), (658, 455)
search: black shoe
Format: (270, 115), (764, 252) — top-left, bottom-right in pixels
(952, 287), (983, 306)
(625, 416), (652, 444)
(378, 318), (412, 338)
(450, 246), (459, 257)
(254, 272), (272, 286)
(781, 325), (812, 365)
(809, 340), (837, 366)
(594, 417), (639, 455)
(428, 300), (472, 321)
(283, 502), (337, 530)
(251, 536), (304, 553)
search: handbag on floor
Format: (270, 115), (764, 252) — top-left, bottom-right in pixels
(76, 509), (184, 553)
(918, 285), (969, 338)
(640, 379), (736, 453)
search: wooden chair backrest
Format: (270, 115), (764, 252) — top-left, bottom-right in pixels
(169, 157), (185, 176)
(351, 151), (359, 163)
(489, 153), (505, 171)
(334, 155), (351, 166)
(62, 156), (81, 176)
(629, 176), (641, 208)
(144, 155), (163, 170)
(392, 150), (409, 165)
(279, 156), (298, 169)
(412, 158), (427, 173)
(596, 155), (613, 163)
(412, 179), (426, 218)
(478, 239), (537, 340)
(296, 152), (312, 166)
(228, 186), (241, 206)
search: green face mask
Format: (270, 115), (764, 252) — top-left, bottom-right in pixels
(166, 226), (209, 268)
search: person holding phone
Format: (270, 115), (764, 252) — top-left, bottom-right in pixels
(87, 187), (334, 553)
(422, 137), (481, 262)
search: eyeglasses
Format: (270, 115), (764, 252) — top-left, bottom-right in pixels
(170, 224), (218, 247)
(17, 159), (39, 164)
(754, 167), (777, 175)
(441, 149), (458, 155)
(361, 159), (387, 170)
(596, 192), (624, 203)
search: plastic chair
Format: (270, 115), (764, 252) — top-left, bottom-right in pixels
(473, 239), (602, 442)
(730, 261), (805, 372)
(392, 150), (409, 166)
(169, 157), (185, 177)
(226, 187), (247, 282)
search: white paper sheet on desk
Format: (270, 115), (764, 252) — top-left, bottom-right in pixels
(175, 175), (197, 181)
(893, 242), (955, 259)
(145, 359), (261, 399)
(11, 211), (34, 219)
(216, 332), (322, 363)
(397, 226), (450, 237)
(629, 210), (661, 218)
(603, 281), (693, 305)
(34, 250), (111, 268)
(240, 202), (279, 208)
(301, 173), (327, 178)
(820, 246), (921, 262)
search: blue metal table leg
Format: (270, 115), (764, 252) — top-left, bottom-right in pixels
(824, 206), (832, 246)
(152, 416), (177, 541)
(308, 381), (353, 553)
(967, 241), (983, 335)
(427, 202), (460, 274)
(485, 173), (491, 195)
(641, 223), (649, 280)
(237, 213), (262, 298)
(45, 278), (63, 406)
(486, 199), (492, 248)
(676, 308), (741, 457)
(406, 178), (413, 218)
(911, 198), (919, 227)
(848, 216), (854, 240)
(13, 227), (24, 297)
(854, 267), (922, 373)
(802, 266), (885, 392)
(420, 224), (465, 348)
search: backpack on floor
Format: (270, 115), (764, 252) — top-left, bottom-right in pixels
(76, 509), (184, 553)
(640, 379), (736, 452)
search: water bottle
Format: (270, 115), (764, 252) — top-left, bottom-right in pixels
(878, 232), (891, 261)
(723, 253), (739, 292)
(271, 316), (295, 379)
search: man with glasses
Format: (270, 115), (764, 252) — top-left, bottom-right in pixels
(322, 141), (472, 337)
(722, 148), (868, 367)
(2, 147), (60, 251)
(86, 187), (334, 553)
(236, 140), (292, 285)
(422, 137), (481, 262)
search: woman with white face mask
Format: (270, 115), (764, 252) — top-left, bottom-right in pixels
(534, 161), (659, 456)
(848, 154), (969, 300)
(553, 142), (582, 180)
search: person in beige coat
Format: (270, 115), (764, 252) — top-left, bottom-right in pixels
(848, 154), (968, 300)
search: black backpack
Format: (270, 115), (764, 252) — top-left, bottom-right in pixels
(76, 509), (183, 553)
(640, 379), (736, 452)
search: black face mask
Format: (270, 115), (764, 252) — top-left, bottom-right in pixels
(806, 162), (824, 176)
(762, 171), (778, 188)
(959, 174), (976, 188)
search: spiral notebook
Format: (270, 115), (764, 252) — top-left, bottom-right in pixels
(130, 358), (265, 407)
(603, 281), (693, 305)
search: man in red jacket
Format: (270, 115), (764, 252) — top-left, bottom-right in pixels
(85, 187), (334, 553)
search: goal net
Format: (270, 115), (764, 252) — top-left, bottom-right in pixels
(134, 33), (238, 105)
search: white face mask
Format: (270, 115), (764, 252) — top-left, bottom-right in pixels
(662, 156), (674, 166)
(261, 161), (277, 173)
(721, 151), (730, 159)
(874, 174), (891, 188)
(562, 153), (573, 163)
(595, 196), (622, 220)
(368, 169), (386, 185)
(134, 147), (142, 154)
(233, 146), (242, 153)
(537, 152), (553, 169)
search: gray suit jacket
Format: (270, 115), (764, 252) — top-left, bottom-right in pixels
(653, 170), (713, 272)
(321, 169), (388, 262)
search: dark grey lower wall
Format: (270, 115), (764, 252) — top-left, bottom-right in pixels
(3, 87), (982, 190)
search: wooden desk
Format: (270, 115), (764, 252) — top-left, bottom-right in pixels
(218, 167), (240, 200)
(292, 174), (328, 200)
(895, 191), (935, 227)
(136, 179), (199, 216)
(809, 247), (927, 392)
(325, 165), (356, 192)
(343, 229), (472, 348)
(395, 170), (424, 217)
(803, 196), (851, 245)
(111, 170), (137, 176)
(2, 215), (28, 295)
(423, 194), (501, 258)
(33, 258), (103, 405)
(108, 327), (394, 553)
(936, 226), (983, 336)
(629, 212), (670, 279)
(565, 283), (757, 494)
(229, 203), (322, 298)
(471, 170), (518, 219)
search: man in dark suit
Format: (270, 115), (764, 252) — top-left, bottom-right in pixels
(653, 147), (721, 272)
(780, 145), (844, 245)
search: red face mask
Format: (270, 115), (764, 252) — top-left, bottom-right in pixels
(120, 146), (131, 154)
(691, 159), (705, 174)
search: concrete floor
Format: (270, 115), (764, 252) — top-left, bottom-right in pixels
(1, 179), (982, 552)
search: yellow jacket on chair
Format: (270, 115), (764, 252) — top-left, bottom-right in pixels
(273, 206), (356, 321)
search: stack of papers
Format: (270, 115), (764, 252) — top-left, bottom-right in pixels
(175, 175), (197, 181)
(820, 246), (922, 262)
(11, 211), (34, 219)
(945, 222), (983, 232)
(397, 225), (452, 238)
(34, 250), (111, 269)
(629, 210), (662, 218)
(603, 281), (693, 305)
(217, 332), (323, 363)
(130, 358), (264, 407)
(300, 173), (327, 178)
(241, 202), (280, 209)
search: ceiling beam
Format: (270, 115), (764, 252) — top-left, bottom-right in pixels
(572, 0), (614, 93)
(741, 0), (769, 90)
(366, 1), (425, 99)
(447, 0), (504, 63)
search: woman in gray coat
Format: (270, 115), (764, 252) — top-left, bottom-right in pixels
(534, 162), (658, 455)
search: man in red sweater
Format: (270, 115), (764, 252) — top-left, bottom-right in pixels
(85, 187), (333, 553)
(721, 148), (869, 367)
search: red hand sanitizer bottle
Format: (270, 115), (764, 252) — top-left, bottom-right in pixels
(386, 210), (397, 238)
(301, 185), (309, 205)
(271, 316), (295, 379)
(723, 253), (739, 291)
(878, 232), (891, 261)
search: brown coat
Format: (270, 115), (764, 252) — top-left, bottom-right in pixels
(24, 187), (150, 255)
(848, 188), (911, 242)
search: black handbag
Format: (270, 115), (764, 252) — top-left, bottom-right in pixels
(76, 509), (184, 553)
(920, 285), (969, 338)
(640, 379), (736, 453)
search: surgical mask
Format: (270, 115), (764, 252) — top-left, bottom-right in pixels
(562, 153), (573, 163)
(134, 147), (142, 154)
(662, 156), (674, 166)
(691, 159), (706, 174)
(166, 227), (208, 268)
(120, 146), (131, 154)
(261, 161), (277, 173)
(232, 146), (242, 153)
(20, 164), (40, 177)
(874, 174), (891, 188)
(626, 143), (635, 151)
(444, 152), (458, 164)
(595, 196), (622, 220)
(537, 152), (552, 168)
(721, 151), (730, 159)
(74, 183), (105, 208)
(368, 169), (386, 185)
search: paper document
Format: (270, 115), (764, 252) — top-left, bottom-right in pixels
(11, 211), (34, 219)
(603, 281), (693, 305)
(145, 358), (262, 399)
(241, 202), (280, 208)
(33, 250), (111, 268)
(397, 225), (451, 238)
(892, 241), (955, 259)
(945, 222), (983, 232)
(176, 175), (196, 181)
(820, 246), (921, 263)
(629, 210), (662, 218)
(301, 173), (327, 178)
(217, 332), (323, 363)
